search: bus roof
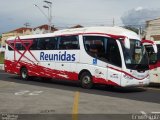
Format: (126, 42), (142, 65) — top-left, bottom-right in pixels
(154, 41), (160, 44)
(7, 26), (140, 40)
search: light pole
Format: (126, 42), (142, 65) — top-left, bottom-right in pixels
(34, 0), (52, 33)
(34, 4), (48, 19)
(43, 0), (52, 32)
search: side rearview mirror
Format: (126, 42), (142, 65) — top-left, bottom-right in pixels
(153, 44), (158, 53)
(149, 53), (157, 64)
(124, 37), (130, 49)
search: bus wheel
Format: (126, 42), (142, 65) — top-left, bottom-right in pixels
(20, 67), (29, 80)
(80, 72), (93, 89)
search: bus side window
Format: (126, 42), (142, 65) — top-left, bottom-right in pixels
(16, 43), (25, 50)
(30, 37), (57, 50)
(157, 44), (160, 60)
(58, 35), (79, 50)
(15, 43), (21, 50)
(37, 38), (46, 50)
(45, 37), (57, 50)
(30, 39), (38, 50)
(8, 43), (24, 50)
(107, 39), (121, 67)
(8, 43), (14, 51)
(83, 36), (106, 60)
(89, 44), (98, 57)
(144, 45), (157, 64)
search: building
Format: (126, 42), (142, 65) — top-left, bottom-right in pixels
(32, 24), (57, 34)
(1, 27), (32, 47)
(145, 18), (160, 41)
(1, 24), (58, 47)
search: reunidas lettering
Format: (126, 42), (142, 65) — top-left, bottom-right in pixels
(40, 51), (76, 61)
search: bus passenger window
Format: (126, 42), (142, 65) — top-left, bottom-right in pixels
(83, 36), (107, 60)
(37, 38), (46, 50)
(157, 45), (160, 60)
(30, 39), (38, 50)
(8, 43), (14, 51)
(58, 36), (79, 50)
(89, 44), (98, 57)
(83, 36), (121, 67)
(107, 39), (121, 67)
(17, 43), (25, 50)
(45, 37), (57, 50)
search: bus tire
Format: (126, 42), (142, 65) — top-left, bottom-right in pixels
(20, 67), (29, 80)
(80, 72), (93, 89)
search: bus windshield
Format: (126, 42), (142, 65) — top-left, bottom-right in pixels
(121, 39), (149, 71)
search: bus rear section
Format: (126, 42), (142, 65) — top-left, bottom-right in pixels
(5, 27), (150, 88)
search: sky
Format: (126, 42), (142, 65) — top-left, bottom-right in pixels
(0, 0), (160, 34)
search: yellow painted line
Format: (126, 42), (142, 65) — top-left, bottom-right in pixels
(72, 91), (80, 120)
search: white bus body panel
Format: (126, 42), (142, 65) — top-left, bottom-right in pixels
(5, 26), (150, 87)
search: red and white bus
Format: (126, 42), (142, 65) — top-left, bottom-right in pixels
(143, 40), (160, 84)
(5, 26), (150, 88)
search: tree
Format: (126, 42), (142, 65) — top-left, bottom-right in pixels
(123, 26), (139, 34)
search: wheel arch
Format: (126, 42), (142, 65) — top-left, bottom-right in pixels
(20, 65), (29, 76)
(78, 69), (92, 80)
(20, 65), (27, 72)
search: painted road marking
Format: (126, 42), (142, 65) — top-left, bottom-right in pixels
(15, 90), (30, 95)
(15, 90), (43, 96)
(72, 91), (80, 120)
(151, 112), (160, 114)
(29, 91), (43, 95)
(140, 111), (147, 115)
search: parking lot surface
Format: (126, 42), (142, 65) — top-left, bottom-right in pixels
(0, 70), (160, 120)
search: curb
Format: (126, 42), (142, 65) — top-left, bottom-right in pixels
(0, 64), (4, 70)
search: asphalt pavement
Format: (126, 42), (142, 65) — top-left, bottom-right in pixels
(0, 70), (160, 120)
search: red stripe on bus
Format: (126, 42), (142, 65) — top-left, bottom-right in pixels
(107, 66), (149, 80)
(4, 60), (120, 86)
